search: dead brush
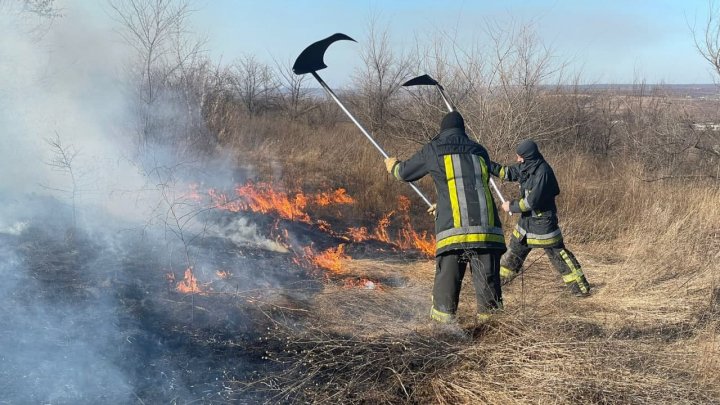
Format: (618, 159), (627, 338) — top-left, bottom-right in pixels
(249, 323), (466, 404)
(202, 94), (720, 403)
(612, 178), (720, 302)
(427, 316), (720, 404)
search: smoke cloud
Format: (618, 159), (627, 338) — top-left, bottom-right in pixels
(0, 2), (286, 403)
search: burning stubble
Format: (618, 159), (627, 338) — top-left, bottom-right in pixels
(0, 3), (436, 403)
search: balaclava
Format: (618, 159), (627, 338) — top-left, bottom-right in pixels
(440, 111), (465, 131)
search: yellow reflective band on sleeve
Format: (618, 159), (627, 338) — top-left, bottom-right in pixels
(499, 166), (507, 180)
(519, 198), (531, 212)
(392, 162), (401, 180)
(444, 155), (461, 228)
(500, 265), (516, 279)
(526, 234), (563, 246)
(478, 157), (495, 227)
(512, 229), (522, 239)
(436, 233), (506, 249)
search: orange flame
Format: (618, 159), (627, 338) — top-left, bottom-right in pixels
(303, 244), (349, 274)
(364, 196), (435, 257)
(316, 219), (333, 233)
(346, 226), (370, 242)
(314, 188), (355, 206)
(208, 188), (244, 212)
(233, 182), (311, 222)
(187, 182), (436, 276)
(397, 195), (411, 213)
(374, 211), (394, 243)
(397, 228), (435, 257)
(216, 270), (231, 279)
(207, 183), (355, 223)
(176, 267), (206, 294)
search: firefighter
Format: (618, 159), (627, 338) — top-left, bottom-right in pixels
(384, 111), (506, 323)
(490, 140), (590, 296)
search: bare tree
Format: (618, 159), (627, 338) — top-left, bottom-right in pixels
(18, 0), (59, 16)
(399, 20), (577, 158)
(109, 0), (192, 104)
(229, 55), (280, 116)
(109, 0), (211, 156)
(42, 132), (81, 228)
(693, 0), (720, 80)
(275, 57), (310, 120)
(352, 15), (415, 134)
(469, 21), (570, 155)
(689, 0), (720, 176)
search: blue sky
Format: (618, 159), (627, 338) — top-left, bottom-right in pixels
(91, 0), (717, 85)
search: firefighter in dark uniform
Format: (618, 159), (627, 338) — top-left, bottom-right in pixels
(384, 111), (506, 323)
(490, 140), (590, 296)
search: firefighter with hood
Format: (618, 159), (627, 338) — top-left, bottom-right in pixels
(384, 111), (506, 323)
(490, 140), (590, 296)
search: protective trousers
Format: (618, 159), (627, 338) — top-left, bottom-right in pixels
(500, 235), (590, 295)
(431, 249), (502, 323)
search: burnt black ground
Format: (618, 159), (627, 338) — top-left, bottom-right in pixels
(0, 195), (423, 404)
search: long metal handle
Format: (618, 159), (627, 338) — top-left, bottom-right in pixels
(436, 85), (455, 112)
(489, 177), (510, 214)
(311, 72), (433, 208)
(488, 178), (504, 203)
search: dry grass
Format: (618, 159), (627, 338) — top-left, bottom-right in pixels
(214, 115), (720, 403)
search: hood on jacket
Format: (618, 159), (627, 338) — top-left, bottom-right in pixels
(516, 139), (545, 175)
(440, 111), (465, 131)
(516, 139), (543, 161)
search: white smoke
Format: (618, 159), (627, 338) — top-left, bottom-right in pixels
(0, 2), (286, 403)
(0, 1), (153, 220)
(0, 1), (279, 240)
(206, 216), (289, 253)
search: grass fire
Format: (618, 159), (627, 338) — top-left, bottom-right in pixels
(2, 1), (720, 404)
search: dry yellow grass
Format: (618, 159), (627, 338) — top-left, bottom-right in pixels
(217, 114), (720, 403)
(251, 164), (718, 403)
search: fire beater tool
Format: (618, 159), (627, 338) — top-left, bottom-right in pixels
(402, 74), (511, 215)
(293, 33), (433, 208)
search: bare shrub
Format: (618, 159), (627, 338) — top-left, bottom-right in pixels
(351, 15), (415, 135)
(229, 55), (281, 116)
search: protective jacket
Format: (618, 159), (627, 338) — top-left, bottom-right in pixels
(392, 128), (506, 256)
(490, 154), (564, 248)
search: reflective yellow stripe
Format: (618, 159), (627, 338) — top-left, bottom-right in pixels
(527, 235), (563, 246)
(512, 229), (522, 239)
(437, 233), (505, 249)
(560, 249), (584, 277)
(499, 166), (507, 180)
(500, 265), (515, 278)
(519, 198), (530, 212)
(560, 249), (580, 272)
(559, 249), (588, 293)
(444, 155), (461, 227)
(392, 162), (401, 180)
(478, 157), (495, 227)
(431, 306), (454, 323)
